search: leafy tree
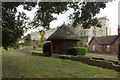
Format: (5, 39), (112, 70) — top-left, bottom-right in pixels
(2, 2), (36, 50)
(38, 30), (45, 47)
(29, 2), (68, 29)
(24, 34), (31, 46)
(2, 2), (107, 49)
(68, 2), (106, 28)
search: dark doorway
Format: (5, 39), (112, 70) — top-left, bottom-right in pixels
(55, 43), (61, 53)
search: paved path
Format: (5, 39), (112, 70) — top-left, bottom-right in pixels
(87, 53), (118, 58)
(19, 48), (32, 56)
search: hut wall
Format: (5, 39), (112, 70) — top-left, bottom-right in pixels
(51, 41), (78, 54)
(62, 41), (78, 54)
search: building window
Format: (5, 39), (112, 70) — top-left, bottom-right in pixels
(107, 45), (110, 52)
(92, 46), (95, 51)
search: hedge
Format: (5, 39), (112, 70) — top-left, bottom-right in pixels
(43, 42), (51, 56)
(69, 47), (88, 55)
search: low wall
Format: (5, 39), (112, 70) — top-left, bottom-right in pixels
(20, 49), (120, 72)
(52, 54), (120, 72)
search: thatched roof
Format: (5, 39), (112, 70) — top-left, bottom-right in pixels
(47, 24), (81, 41)
(88, 35), (120, 45)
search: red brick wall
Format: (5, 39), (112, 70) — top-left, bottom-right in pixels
(89, 36), (120, 54)
(101, 45), (107, 52)
(89, 39), (102, 52)
(111, 37), (120, 54)
(101, 45), (112, 53)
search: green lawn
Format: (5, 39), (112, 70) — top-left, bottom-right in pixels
(2, 49), (119, 78)
(29, 50), (43, 53)
(86, 54), (118, 61)
(19, 46), (31, 49)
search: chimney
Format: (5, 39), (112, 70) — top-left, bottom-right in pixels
(118, 25), (120, 35)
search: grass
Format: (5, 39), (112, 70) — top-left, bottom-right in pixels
(29, 50), (43, 53)
(86, 54), (118, 61)
(19, 46), (31, 49)
(2, 49), (119, 78)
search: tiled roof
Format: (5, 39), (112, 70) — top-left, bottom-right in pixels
(94, 35), (117, 45)
(88, 34), (120, 45)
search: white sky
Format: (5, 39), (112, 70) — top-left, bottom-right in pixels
(17, 1), (120, 36)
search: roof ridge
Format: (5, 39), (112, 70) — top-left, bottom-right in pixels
(47, 24), (81, 41)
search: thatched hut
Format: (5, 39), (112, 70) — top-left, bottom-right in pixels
(47, 24), (81, 55)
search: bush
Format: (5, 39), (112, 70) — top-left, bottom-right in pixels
(98, 51), (103, 54)
(59, 55), (65, 59)
(69, 47), (88, 55)
(43, 42), (51, 56)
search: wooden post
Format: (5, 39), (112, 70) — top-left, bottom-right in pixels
(118, 44), (120, 64)
(51, 42), (52, 56)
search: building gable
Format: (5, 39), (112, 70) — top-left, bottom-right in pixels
(111, 34), (120, 45)
(88, 37), (99, 45)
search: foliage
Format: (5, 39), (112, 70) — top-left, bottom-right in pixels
(2, 2), (36, 50)
(69, 47), (88, 55)
(2, 49), (118, 78)
(24, 34), (31, 46)
(38, 42), (44, 47)
(38, 30), (45, 47)
(98, 51), (103, 54)
(69, 2), (106, 28)
(2, 2), (107, 49)
(39, 30), (45, 42)
(29, 2), (68, 29)
(43, 42), (51, 56)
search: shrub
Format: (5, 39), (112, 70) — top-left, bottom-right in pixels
(43, 42), (51, 56)
(98, 51), (103, 54)
(69, 47), (88, 55)
(59, 55), (65, 59)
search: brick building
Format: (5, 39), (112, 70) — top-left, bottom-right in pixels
(88, 26), (120, 54)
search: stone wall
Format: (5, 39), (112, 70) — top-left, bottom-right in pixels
(52, 54), (120, 72)
(111, 37), (120, 54)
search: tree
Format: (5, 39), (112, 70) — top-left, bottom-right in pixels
(24, 34), (31, 46)
(2, 2), (107, 49)
(38, 30), (45, 47)
(68, 2), (106, 28)
(2, 2), (36, 50)
(29, 2), (68, 29)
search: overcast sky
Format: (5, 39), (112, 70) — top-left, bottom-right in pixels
(17, 0), (120, 36)
(118, 1), (120, 25)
